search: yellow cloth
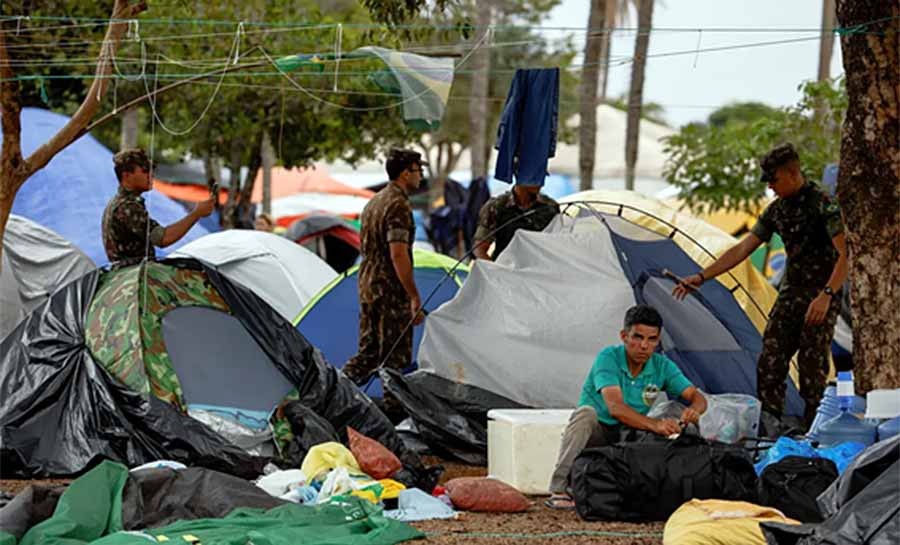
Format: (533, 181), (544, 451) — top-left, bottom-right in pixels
(378, 478), (407, 500)
(350, 487), (381, 504)
(663, 499), (800, 545)
(300, 442), (361, 481)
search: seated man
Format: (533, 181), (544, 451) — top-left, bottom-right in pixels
(545, 304), (707, 510)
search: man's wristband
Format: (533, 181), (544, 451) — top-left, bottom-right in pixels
(697, 272), (705, 284)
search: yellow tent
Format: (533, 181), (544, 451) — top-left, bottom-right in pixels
(665, 199), (766, 236)
(559, 190), (777, 335)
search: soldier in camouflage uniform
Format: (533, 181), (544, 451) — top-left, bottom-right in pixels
(673, 143), (848, 426)
(473, 184), (560, 260)
(343, 149), (426, 391)
(103, 148), (214, 267)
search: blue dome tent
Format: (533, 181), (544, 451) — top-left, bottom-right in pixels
(293, 249), (468, 397)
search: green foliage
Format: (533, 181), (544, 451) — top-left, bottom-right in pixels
(707, 101), (777, 128)
(606, 94), (670, 127)
(662, 78), (846, 213)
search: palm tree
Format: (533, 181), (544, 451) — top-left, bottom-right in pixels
(818, 0), (836, 82)
(469, 0), (492, 182)
(579, 0), (635, 191)
(624, 0), (654, 190)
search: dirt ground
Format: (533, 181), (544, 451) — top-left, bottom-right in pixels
(413, 458), (663, 544)
(0, 459), (663, 545)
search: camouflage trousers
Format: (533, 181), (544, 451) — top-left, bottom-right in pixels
(758, 292), (840, 423)
(343, 297), (414, 389)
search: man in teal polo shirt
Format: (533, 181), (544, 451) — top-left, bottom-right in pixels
(546, 304), (708, 509)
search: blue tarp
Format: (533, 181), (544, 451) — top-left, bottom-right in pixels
(296, 265), (466, 398)
(6, 108), (209, 266)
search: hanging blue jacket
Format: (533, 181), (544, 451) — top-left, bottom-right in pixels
(494, 68), (560, 186)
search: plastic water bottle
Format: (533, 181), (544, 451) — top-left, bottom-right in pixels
(808, 382), (866, 439)
(837, 371), (854, 411)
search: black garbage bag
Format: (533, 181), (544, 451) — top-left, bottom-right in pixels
(570, 432), (758, 522)
(0, 271), (266, 480)
(381, 369), (527, 465)
(761, 436), (899, 545)
(758, 456), (838, 522)
(281, 402), (341, 467)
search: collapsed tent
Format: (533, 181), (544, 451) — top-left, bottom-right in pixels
(170, 230), (338, 323)
(414, 209), (804, 416)
(294, 249), (468, 397)
(286, 215), (362, 273)
(0, 258), (423, 479)
(0, 461), (421, 545)
(761, 436), (899, 545)
(0, 215), (94, 341)
(5, 108), (209, 265)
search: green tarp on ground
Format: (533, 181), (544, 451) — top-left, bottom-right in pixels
(1, 461), (422, 545)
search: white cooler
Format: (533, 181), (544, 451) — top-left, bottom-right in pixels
(487, 408), (573, 494)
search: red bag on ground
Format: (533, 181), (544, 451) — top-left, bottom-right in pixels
(445, 477), (531, 512)
(347, 427), (402, 479)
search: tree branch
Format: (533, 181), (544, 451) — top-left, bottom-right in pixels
(22, 0), (147, 186)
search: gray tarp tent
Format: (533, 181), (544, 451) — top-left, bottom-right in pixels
(0, 215), (94, 341)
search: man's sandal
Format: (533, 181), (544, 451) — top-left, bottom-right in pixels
(544, 494), (576, 510)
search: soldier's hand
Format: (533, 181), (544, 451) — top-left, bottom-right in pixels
(194, 196), (215, 217)
(672, 274), (702, 300)
(410, 296), (424, 326)
(805, 293), (830, 326)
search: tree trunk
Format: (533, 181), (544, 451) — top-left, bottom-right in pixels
(223, 142), (243, 229)
(119, 108), (139, 150)
(624, 0), (653, 190)
(817, 0), (836, 82)
(835, 1), (900, 393)
(0, 0), (147, 263)
(238, 151), (262, 227)
(260, 131), (275, 217)
(598, 0), (617, 102)
(578, 0), (606, 192)
(469, 0), (492, 181)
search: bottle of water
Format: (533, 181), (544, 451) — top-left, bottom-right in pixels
(837, 371), (854, 412)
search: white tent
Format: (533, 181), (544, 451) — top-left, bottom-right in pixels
(0, 215), (94, 340)
(550, 104), (675, 180)
(171, 230), (338, 323)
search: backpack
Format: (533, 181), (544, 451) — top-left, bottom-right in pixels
(570, 433), (757, 522)
(758, 455), (838, 522)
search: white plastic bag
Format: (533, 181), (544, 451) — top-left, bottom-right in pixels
(699, 393), (760, 443)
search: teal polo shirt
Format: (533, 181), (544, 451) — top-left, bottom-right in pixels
(578, 345), (694, 426)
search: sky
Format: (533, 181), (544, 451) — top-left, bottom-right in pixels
(543, 0), (843, 127)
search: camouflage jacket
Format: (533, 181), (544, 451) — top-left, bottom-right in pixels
(357, 182), (415, 303)
(751, 182), (843, 297)
(102, 186), (166, 266)
(475, 190), (560, 259)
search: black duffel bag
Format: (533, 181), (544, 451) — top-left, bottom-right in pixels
(569, 432), (757, 521)
(758, 455), (838, 523)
